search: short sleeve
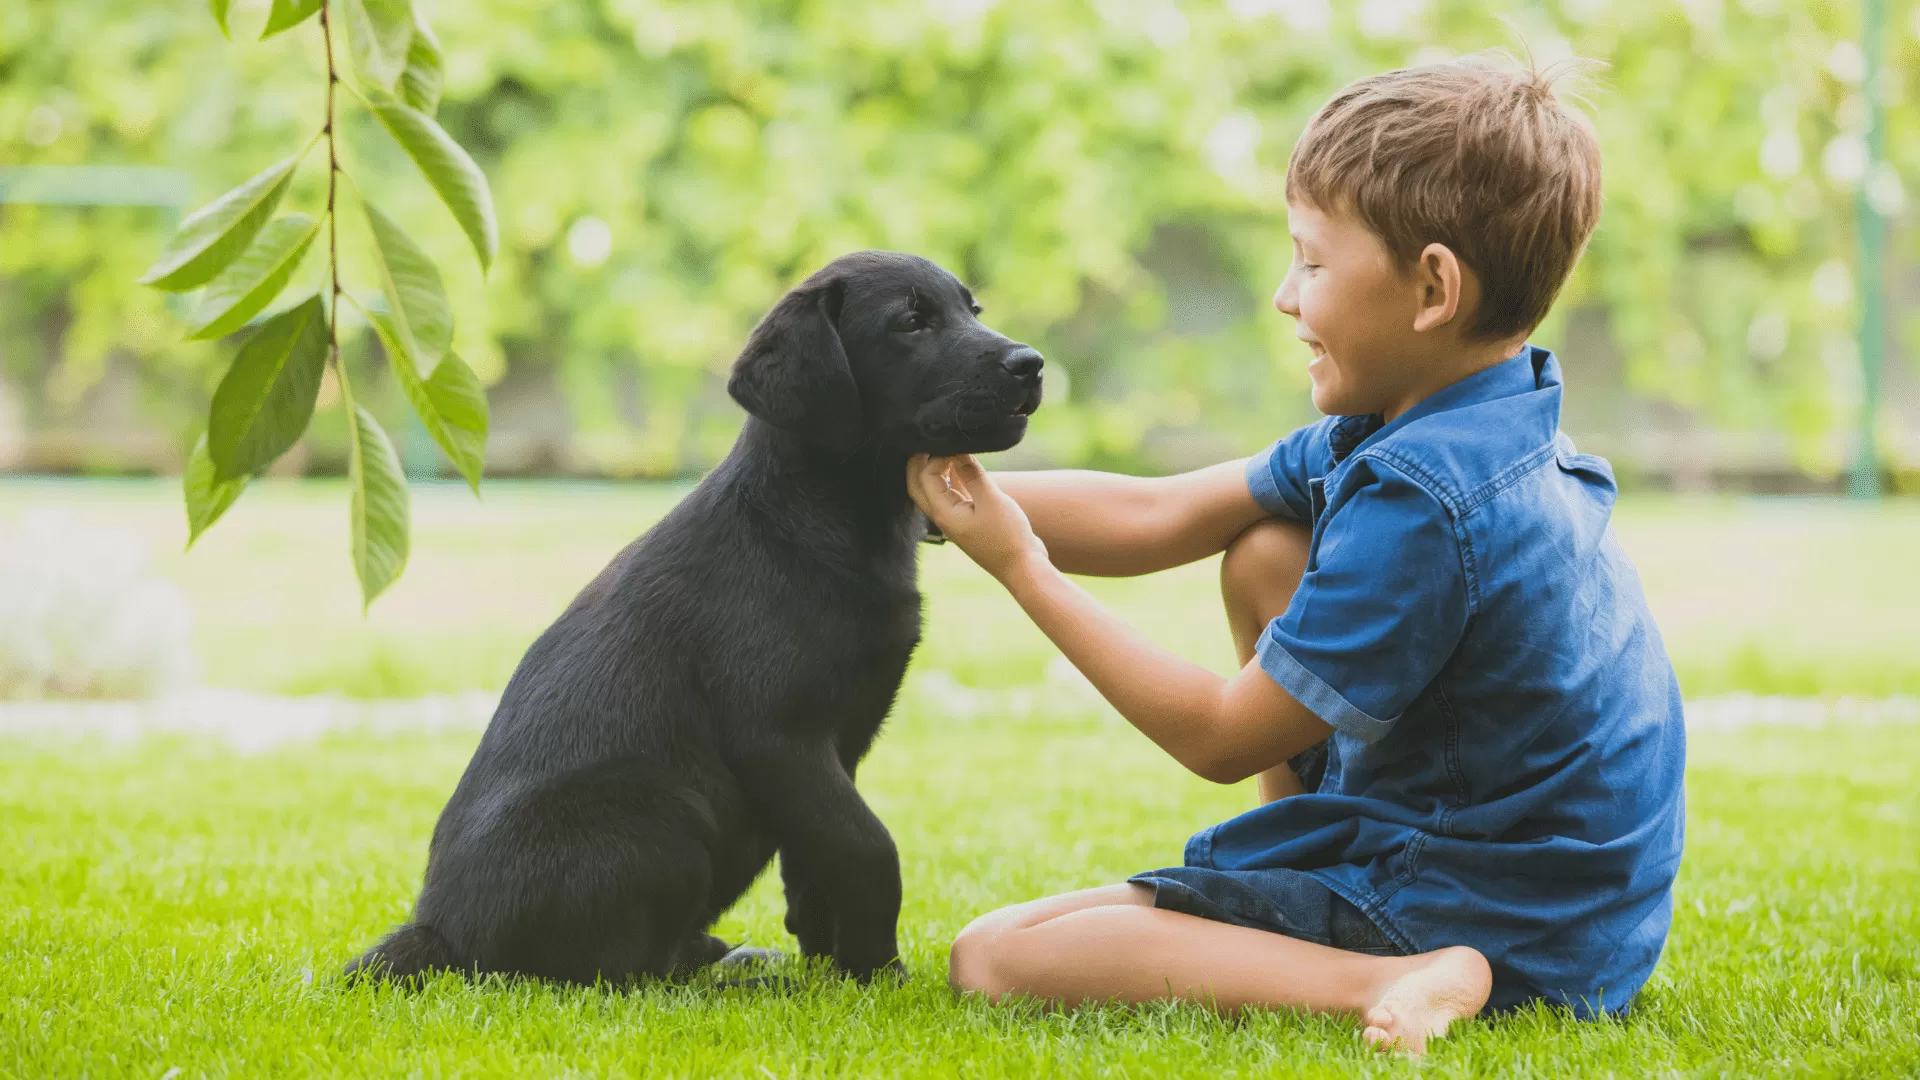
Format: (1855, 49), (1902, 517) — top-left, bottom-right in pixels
(1255, 460), (1468, 744)
(1245, 419), (1333, 521)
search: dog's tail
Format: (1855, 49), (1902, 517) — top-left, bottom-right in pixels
(343, 922), (458, 984)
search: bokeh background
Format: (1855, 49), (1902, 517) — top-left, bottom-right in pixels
(4, 5), (1919, 1074)
(5, 0), (1920, 488)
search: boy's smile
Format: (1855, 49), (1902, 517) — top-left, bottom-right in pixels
(1274, 199), (1520, 423)
(1274, 199), (1427, 421)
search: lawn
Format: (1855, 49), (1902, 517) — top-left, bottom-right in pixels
(6, 478), (1920, 699)
(3, 479), (1919, 1076)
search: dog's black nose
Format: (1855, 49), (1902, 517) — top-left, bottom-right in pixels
(1002, 348), (1044, 380)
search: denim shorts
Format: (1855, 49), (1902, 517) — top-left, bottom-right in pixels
(1127, 864), (1404, 957)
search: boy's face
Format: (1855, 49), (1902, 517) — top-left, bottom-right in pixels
(1274, 199), (1438, 420)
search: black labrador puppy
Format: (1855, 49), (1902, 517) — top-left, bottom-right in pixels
(346, 250), (1042, 985)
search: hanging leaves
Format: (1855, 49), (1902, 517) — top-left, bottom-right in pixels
(361, 87), (499, 271)
(184, 433), (249, 548)
(260, 0), (322, 39)
(183, 214), (323, 340)
(366, 308), (489, 491)
(400, 13), (444, 115)
(347, 403), (411, 608)
(343, 0), (413, 92)
(361, 199), (452, 369)
(421, 352), (489, 489)
(139, 152), (302, 291)
(138, 0), (495, 604)
(206, 294), (330, 481)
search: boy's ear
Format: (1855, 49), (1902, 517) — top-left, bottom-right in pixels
(1411, 242), (1467, 334)
(727, 279), (865, 458)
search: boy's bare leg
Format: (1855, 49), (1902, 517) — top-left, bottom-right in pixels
(950, 885), (1491, 1054)
(1221, 519), (1313, 803)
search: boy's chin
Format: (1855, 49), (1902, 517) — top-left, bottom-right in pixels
(1309, 381), (1355, 417)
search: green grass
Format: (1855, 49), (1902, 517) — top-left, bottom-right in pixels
(4, 479), (1919, 1075)
(5, 478), (1920, 699)
(4, 709), (1917, 1076)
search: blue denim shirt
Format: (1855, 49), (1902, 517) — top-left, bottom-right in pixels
(1203, 346), (1686, 1016)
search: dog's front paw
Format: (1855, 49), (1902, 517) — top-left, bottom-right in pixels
(841, 954), (906, 984)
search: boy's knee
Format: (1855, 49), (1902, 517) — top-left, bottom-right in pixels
(1221, 518), (1311, 608)
(947, 916), (1007, 995)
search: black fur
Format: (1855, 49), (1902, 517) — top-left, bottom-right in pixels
(346, 251), (1043, 986)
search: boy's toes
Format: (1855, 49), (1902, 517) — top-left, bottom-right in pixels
(1361, 1006), (1408, 1054)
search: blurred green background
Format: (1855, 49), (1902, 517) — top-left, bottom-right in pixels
(10, 477), (1918, 700)
(4, 0), (1920, 485)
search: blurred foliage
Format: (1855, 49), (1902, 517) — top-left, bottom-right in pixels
(3, 0), (1919, 476)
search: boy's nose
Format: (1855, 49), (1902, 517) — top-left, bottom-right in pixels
(1273, 280), (1301, 318)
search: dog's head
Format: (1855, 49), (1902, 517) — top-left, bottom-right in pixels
(727, 251), (1043, 459)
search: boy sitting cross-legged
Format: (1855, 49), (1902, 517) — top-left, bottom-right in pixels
(907, 55), (1685, 1053)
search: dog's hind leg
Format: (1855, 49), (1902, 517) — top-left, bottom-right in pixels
(474, 759), (727, 986)
(342, 921), (460, 983)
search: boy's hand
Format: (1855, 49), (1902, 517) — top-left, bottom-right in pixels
(907, 455), (1047, 580)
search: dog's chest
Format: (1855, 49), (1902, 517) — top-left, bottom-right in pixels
(775, 567), (921, 740)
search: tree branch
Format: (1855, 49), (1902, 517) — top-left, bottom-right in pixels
(320, 0), (341, 375)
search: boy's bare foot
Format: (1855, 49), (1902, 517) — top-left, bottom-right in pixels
(1360, 946), (1492, 1055)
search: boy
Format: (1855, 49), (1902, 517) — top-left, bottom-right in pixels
(906, 57), (1685, 1054)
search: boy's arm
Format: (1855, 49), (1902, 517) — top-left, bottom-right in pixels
(914, 456), (1331, 783)
(992, 461), (1269, 577)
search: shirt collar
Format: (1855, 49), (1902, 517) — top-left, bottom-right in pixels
(1327, 345), (1559, 464)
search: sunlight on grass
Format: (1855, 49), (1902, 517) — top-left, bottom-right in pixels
(3, 479), (1917, 1074)
(2, 714), (1915, 1076)
(3, 478), (1916, 699)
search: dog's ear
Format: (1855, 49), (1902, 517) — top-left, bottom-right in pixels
(727, 279), (864, 457)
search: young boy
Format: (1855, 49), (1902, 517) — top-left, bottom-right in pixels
(906, 57), (1685, 1053)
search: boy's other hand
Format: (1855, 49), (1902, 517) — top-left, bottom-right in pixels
(908, 455), (1048, 580)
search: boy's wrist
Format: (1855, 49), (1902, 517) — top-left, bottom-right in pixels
(991, 546), (1054, 592)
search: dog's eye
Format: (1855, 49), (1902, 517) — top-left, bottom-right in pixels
(969, 302), (982, 316)
(897, 309), (928, 333)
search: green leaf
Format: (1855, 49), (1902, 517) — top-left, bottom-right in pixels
(362, 88), (498, 272)
(360, 199), (452, 370)
(347, 403), (410, 609)
(423, 353), (489, 490)
(343, 0), (414, 92)
(400, 13), (444, 114)
(207, 294), (330, 481)
(139, 153), (301, 292)
(210, 0), (233, 37)
(183, 433), (248, 548)
(183, 214), (322, 341)
(363, 308), (487, 492)
(260, 0), (322, 38)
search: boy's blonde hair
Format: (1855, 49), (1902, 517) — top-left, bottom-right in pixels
(1286, 54), (1603, 342)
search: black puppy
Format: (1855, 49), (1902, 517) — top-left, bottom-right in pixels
(346, 251), (1042, 985)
